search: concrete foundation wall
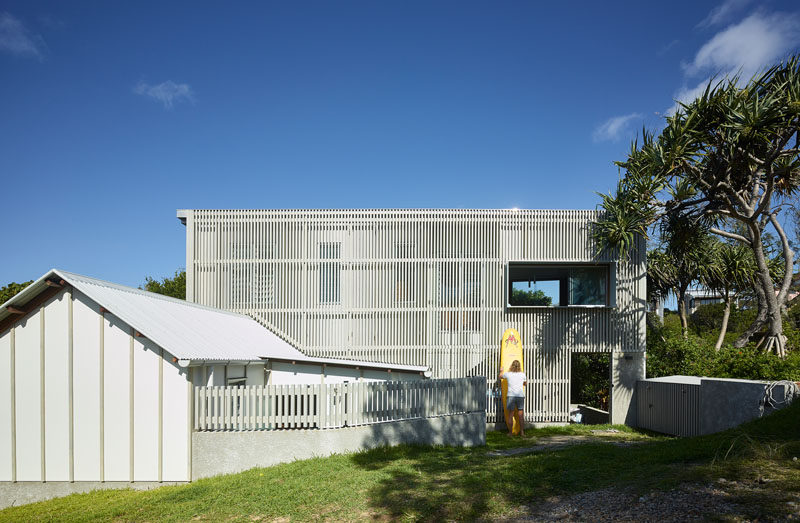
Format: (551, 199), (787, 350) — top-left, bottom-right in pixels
(192, 412), (485, 480)
(699, 378), (795, 435)
(610, 352), (645, 426)
(637, 376), (797, 436)
(0, 481), (186, 510)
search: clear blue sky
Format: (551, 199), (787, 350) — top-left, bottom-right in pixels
(2, 0), (799, 287)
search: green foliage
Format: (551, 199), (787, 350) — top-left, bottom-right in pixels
(647, 313), (800, 380)
(690, 302), (728, 330)
(510, 288), (552, 306)
(142, 270), (186, 300)
(570, 353), (610, 410)
(785, 300), (800, 330)
(646, 333), (712, 378)
(712, 346), (800, 381)
(690, 303), (756, 334)
(701, 240), (756, 296)
(0, 280), (33, 305)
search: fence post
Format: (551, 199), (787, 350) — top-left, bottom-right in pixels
(197, 386), (204, 431)
(319, 383), (327, 429)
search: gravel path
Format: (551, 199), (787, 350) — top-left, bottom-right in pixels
(486, 434), (800, 522)
(513, 480), (800, 522)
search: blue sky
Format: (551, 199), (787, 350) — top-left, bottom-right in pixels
(2, 0), (799, 287)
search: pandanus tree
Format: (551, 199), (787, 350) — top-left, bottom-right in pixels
(647, 217), (715, 338)
(594, 56), (800, 357)
(700, 240), (756, 350)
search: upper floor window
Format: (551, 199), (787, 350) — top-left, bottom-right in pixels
(507, 263), (610, 307)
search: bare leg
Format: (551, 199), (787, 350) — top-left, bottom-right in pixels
(516, 409), (525, 436)
(505, 409), (514, 435)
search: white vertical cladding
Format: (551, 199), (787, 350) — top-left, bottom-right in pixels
(132, 337), (160, 481)
(185, 210), (195, 302)
(72, 290), (102, 481)
(187, 209), (646, 421)
(103, 313), (131, 481)
(14, 308), (42, 481)
(43, 291), (70, 481)
(161, 357), (189, 481)
(245, 364), (265, 386)
(0, 328), (11, 480)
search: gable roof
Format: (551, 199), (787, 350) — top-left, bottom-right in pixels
(0, 270), (430, 374)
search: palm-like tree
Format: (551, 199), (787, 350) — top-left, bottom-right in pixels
(648, 218), (714, 338)
(701, 241), (756, 350)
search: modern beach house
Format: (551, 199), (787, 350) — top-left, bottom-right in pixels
(177, 209), (647, 425)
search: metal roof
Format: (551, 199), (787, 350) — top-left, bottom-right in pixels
(0, 269), (430, 373)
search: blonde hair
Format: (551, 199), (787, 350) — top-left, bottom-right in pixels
(510, 360), (521, 372)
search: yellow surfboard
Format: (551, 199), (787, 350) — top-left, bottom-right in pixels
(500, 328), (525, 435)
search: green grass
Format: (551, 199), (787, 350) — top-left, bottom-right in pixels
(2, 404), (799, 521)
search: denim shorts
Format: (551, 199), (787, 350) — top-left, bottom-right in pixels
(507, 396), (525, 411)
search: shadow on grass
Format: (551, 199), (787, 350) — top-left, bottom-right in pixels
(350, 402), (800, 520)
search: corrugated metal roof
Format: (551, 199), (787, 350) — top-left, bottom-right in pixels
(0, 269), (429, 373)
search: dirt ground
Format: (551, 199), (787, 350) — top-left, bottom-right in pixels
(513, 478), (800, 522)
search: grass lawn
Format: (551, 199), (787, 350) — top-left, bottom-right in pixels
(1, 403), (798, 521)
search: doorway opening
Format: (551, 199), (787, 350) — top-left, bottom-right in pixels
(570, 352), (611, 423)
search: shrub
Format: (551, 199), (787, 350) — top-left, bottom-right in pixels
(646, 334), (715, 378)
(712, 345), (800, 381)
(570, 353), (610, 410)
(647, 333), (800, 381)
(691, 302), (726, 331)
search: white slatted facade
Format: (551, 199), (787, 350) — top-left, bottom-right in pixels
(182, 209), (646, 423)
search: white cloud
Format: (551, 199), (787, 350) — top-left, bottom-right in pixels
(133, 80), (195, 109)
(667, 10), (800, 114)
(658, 39), (680, 56)
(592, 113), (642, 143)
(697, 0), (752, 29)
(685, 11), (800, 79)
(0, 12), (45, 59)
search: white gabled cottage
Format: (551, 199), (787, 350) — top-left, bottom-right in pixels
(0, 269), (428, 486)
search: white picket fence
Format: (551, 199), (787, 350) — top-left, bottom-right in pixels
(194, 377), (485, 431)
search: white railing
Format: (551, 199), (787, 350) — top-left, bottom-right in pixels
(194, 377), (485, 431)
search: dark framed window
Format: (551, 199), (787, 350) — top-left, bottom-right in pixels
(507, 263), (610, 307)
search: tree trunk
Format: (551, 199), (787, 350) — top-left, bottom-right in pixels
(714, 294), (732, 351)
(676, 289), (689, 339)
(734, 280), (768, 347)
(744, 223), (786, 357)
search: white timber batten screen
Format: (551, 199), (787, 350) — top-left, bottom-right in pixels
(181, 209), (646, 423)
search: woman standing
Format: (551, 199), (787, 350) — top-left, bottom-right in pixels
(499, 360), (527, 437)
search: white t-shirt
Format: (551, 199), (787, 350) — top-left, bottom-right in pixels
(502, 371), (526, 397)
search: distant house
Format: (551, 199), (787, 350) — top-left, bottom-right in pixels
(686, 287), (732, 314)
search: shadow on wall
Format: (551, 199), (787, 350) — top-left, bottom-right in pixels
(360, 412), (485, 449)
